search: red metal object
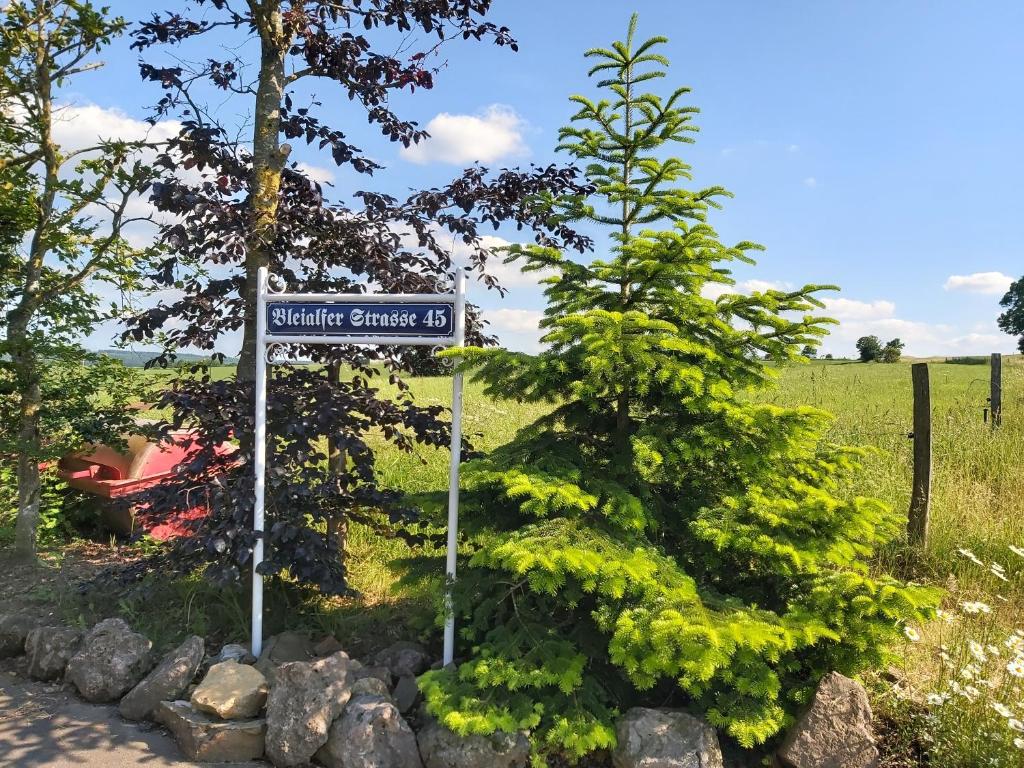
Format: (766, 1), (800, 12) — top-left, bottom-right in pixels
(57, 430), (236, 540)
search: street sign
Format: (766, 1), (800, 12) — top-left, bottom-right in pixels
(265, 302), (454, 338)
(251, 268), (467, 667)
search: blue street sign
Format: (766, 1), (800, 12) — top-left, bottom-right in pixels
(265, 301), (454, 338)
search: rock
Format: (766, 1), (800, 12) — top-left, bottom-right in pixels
(255, 631), (321, 687)
(612, 708), (723, 768)
(65, 618), (153, 703)
(351, 676), (391, 699)
(119, 635), (205, 722)
(264, 651), (357, 767)
(374, 640), (430, 678)
(354, 664), (393, 689)
(156, 700), (265, 762)
(0, 613), (40, 658)
(25, 626), (81, 681)
(314, 635), (345, 657)
(315, 694), (422, 768)
(265, 631), (318, 664)
(192, 659), (270, 720)
(777, 672), (879, 768)
(417, 717), (530, 768)
(393, 674), (420, 714)
(215, 643), (254, 665)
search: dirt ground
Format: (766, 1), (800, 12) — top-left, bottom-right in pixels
(0, 542), (141, 617)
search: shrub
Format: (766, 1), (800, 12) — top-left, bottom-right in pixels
(420, 15), (939, 764)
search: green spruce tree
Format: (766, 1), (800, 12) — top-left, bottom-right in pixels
(420, 16), (938, 763)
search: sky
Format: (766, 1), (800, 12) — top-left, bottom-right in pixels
(54, 0), (1024, 357)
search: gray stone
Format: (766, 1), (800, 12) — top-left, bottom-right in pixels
(777, 672), (879, 768)
(216, 643), (254, 665)
(255, 631), (322, 687)
(0, 613), (40, 658)
(119, 635), (205, 721)
(192, 659), (269, 720)
(65, 618), (153, 703)
(393, 674), (420, 714)
(417, 717), (530, 768)
(315, 694), (422, 768)
(314, 635), (345, 657)
(156, 700), (265, 762)
(264, 650), (356, 767)
(353, 664), (393, 689)
(612, 708), (723, 768)
(374, 640), (430, 678)
(351, 676), (391, 699)
(25, 626), (81, 681)
(264, 631), (318, 664)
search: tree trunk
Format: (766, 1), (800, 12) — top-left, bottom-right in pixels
(238, 1), (290, 382)
(9, 23), (56, 563)
(326, 361), (347, 561)
(9, 316), (42, 564)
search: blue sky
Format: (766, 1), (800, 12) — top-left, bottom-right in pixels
(66, 1), (1023, 356)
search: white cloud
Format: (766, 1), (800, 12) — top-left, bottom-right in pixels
(943, 271), (1014, 295)
(485, 308), (542, 334)
(483, 308), (545, 352)
(400, 105), (528, 165)
(295, 162), (335, 185)
(819, 296), (1016, 356)
(803, 176), (818, 188)
(823, 297), (896, 321)
(52, 103), (180, 153)
(430, 233), (557, 289)
(787, 144), (800, 153)
(703, 279), (792, 301)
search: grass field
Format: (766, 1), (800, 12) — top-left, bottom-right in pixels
(160, 356), (1022, 624)
(360, 357), (1024, 588)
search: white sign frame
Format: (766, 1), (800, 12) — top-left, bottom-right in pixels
(251, 266), (467, 666)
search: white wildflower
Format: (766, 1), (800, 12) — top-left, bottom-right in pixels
(970, 641), (987, 662)
(962, 601), (992, 614)
(1008, 658), (1024, 678)
(991, 565), (1010, 582)
(993, 702), (1014, 718)
(903, 626), (920, 642)
(958, 548), (984, 565)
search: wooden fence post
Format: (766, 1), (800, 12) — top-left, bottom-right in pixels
(991, 352), (1003, 428)
(908, 362), (932, 546)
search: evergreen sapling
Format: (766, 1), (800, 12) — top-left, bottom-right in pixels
(420, 15), (939, 763)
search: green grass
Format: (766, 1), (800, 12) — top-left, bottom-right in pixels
(758, 359), (1024, 575)
(123, 358), (1024, 641)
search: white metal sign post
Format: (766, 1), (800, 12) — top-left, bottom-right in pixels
(251, 266), (467, 665)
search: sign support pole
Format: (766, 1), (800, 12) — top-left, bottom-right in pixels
(249, 266), (465, 666)
(443, 268), (466, 667)
(251, 266), (269, 658)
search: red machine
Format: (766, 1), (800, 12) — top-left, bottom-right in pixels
(57, 428), (236, 540)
